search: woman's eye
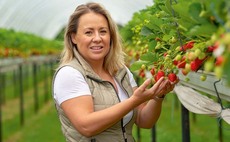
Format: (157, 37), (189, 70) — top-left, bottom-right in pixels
(85, 31), (92, 35)
(100, 30), (107, 35)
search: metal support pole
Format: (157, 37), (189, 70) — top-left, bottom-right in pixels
(218, 119), (223, 142)
(181, 104), (190, 142)
(44, 62), (49, 102)
(33, 63), (39, 113)
(151, 125), (156, 142)
(136, 127), (141, 142)
(0, 73), (2, 142)
(1, 74), (5, 104)
(19, 64), (24, 126)
(0, 94), (2, 142)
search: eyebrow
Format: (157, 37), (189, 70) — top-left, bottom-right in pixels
(83, 27), (109, 30)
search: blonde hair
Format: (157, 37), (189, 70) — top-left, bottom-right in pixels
(59, 2), (125, 75)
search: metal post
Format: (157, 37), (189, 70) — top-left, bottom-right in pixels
(19, 64), (24, 126)
(1, 74), (5, 104)
(33, 63), (39, 113)
(151, 125), (156, 142)
(0, 72), (2, 142)
(44, 62), (49, 102)
(218, 118), (223, 142)
(0, 94), (2, 142)
(181, 104), (190, 142)
(136, 127), (141, 142)
(13, 69), (18, 98)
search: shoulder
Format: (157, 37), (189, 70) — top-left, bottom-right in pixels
(57, 66), (81, 74)
(55, 66), (84, 82)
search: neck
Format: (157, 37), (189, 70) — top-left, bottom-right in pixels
(88, 60), (105, 76)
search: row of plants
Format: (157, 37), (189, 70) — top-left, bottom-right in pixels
(0, 28), (62, 58)
(121, 0), (230, 85)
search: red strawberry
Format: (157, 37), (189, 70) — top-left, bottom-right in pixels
(150, 68), (155, 76)
(180, 41), (195, 51)
(163, 52), (168, 57)
(155, 70), (165, 81)
(139, 69), (145, 78)
(206, 46), (214, 52)
(168, 73), (177, 82)
(177, 56), (186, 68)
(155, 37), (161, 41)
(177, 60), (186, 68)
(190, 58), (204, 71)
(173, 60), (178, 66)
(215, 56), (224, 66)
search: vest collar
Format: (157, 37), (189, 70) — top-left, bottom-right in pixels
(73, 47), (126, 81)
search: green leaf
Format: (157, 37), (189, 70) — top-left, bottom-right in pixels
(173, 2), (198, 24)
(189, 3), (201, 19)
(188, 3), (207, 24)
(148, 17), (164, 29)
(164, 0), (173, 15)
(187, 24), (217, 37)
(163, 34), (172, 41)
(140, 26), (153, 36)
(130, 60), (149, 71)
(140, 52), (159, 62)
(148, 40), (157, 51)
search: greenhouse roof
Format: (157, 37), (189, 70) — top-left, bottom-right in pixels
(0, 0), (153, 39)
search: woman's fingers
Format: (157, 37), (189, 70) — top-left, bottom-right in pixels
(138, 78), (152, 91)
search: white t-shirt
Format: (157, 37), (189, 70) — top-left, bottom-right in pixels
(53, 66), (137, 126)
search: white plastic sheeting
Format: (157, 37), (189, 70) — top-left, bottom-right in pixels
(174, 85), (230, 124)
(0, 0), (153, 39)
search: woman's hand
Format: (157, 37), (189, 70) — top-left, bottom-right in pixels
(135, 76), (179, 128)
(132, 76), (179, 102)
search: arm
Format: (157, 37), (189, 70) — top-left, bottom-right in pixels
(61, 78), (166, 137)
(135, 78), (178, 128)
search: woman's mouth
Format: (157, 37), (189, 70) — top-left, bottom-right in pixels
(90, 46), (103, 50)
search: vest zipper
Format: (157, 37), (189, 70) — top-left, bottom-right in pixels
(87, 75), (129, 142)
(107, 81), (128, 142)
(121, 120), (128, 142)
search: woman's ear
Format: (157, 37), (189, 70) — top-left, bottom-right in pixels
(71, 33), (77, 44)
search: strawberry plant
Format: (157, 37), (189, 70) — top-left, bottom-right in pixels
(121, 0), (230, 84)
(0, 28), (62, 58)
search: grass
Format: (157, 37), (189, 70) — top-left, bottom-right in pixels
(3, 93), (229, 142)
(4, 101), (65, 142)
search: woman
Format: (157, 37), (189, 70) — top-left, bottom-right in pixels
(53, 2), (178, 142)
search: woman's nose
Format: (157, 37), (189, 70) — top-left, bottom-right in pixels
(92, 32), (102, 42)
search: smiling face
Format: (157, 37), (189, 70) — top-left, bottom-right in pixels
(71, 12), (111, 65)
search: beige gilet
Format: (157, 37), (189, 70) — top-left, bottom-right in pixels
(52, 48), (137, 142)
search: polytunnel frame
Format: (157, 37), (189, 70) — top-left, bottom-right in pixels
(0, 0), (153, 39)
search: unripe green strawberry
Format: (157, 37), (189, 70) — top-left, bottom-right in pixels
(141, 64), (146, 70)
(187, 52), (197, 61)
(214, 66), (223, 79)
(170, 36), (177, 43)
(200, 74), (207, 81)
(185, 63), (191, 72)
(185, 77), (190, 82)
(198, 52), (206, 60)
(194, 49), (201, 57)
(204, 59), (214, 72)
(175, 54), (182, 61)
